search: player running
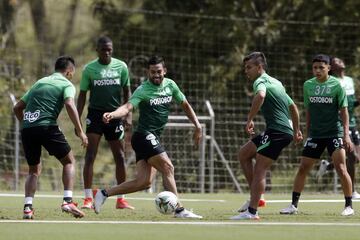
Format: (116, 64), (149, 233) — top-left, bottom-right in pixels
(93, 55), (203, 219)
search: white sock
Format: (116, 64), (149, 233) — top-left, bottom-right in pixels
(24, 197), (33, 205)
(84, 189), (93, 199)
(117, 194), (124, 199)
(260, 193), (265, 200)
(64, 190), (73, 198)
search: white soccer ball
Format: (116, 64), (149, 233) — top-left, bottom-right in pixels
(154, 191), (178, 215)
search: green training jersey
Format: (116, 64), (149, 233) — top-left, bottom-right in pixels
(339, 76), (357, 128)
(304, 75), (347, 138)
(20, 72), (76, 129)
(129, 78), (186, 136)
(80, 57), (130, 111)
(253, 73), (294, 136)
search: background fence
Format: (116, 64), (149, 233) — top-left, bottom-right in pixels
(1, 10), (360, 194)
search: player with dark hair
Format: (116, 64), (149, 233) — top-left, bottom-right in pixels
(77, 36), (134, 210)
(316, 57), (360, 199)
(280, 54), (354, 216)
(13, 56), (88, 219)
(231, 51), (302, 220)
(93, 55), (203, 219)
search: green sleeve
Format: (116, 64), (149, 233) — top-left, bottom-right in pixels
(80, 67), (91, 91)
(172, 81), (186, 103)
(303, 82), (309, 108)
(286, 93), (294, 106)
(253, 79), (266, 94)
(20, 81), (39, 103)
(20, 89), (31, 104)
(128, 88), (143, 108)
(338, 84), (348, 108)
(121, 64), (130, 87)
(63, 84), (76, 100)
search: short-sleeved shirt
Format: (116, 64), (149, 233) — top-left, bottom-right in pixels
(20, 72), (76, 129)
(129, 78), (186, 136)
(339, 76), (357, 128)
(303, 75), (347, 138)
(253, 73), (294, 136)
(80, 58), (130, 111)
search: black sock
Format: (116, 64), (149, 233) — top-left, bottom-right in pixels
(327, 163), (334, 171)
(101, 189), (109, 197)
(24, 204), (32, 209)
(175, 207), (184, 214)
(63, 197), (72, 203)
(292, 192), (301, 208)
(345, 196), (352, 208)
(248, 207), (257, 215)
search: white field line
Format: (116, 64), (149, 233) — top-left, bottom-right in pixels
(1, 193), (359, 203)
(1, 220), (360, 226)
(0, 193), (225, 203)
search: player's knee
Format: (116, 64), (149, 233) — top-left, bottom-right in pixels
(138, 179), (152, 189)
(334, 164), (348, 177)
(29, 168), (41, 177)
(298, 163), (311, 175)
(85, 152), (96, 163)
(162, 162), (174, 176)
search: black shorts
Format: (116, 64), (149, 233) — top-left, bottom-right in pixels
(86, 108), (125, 141)
(21, 126), (71, 166)
(131, 131), (165, 162)
(251, 129), (293, 160)
(350, 128), (360, 146)
(302, 137), (344, 159)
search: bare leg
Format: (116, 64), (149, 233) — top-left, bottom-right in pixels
(83, 133), (101, 189)
(332, 149), (352, 197)
(25, 163), (41, 197)
(107, 160), (157, 196)
(249, 154), (272, 210)
(148, 152), (178, 195)
(238, 141), (257, 188)
(293, 157), (316, 193)
(59, 150), (76, 191)
(108, 140), (126, 185)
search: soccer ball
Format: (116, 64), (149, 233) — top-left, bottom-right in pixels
(154, 191), (178, 215)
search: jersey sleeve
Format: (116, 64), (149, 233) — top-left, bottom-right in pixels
(63, 83), (76, 100)
(20, 89), (31, 104)
(21, 81), (39, 103)
(171, 81), (186, 103)
(253, 78), (266, 94)
(337, 83), (348, 108)
(128, 87), (143, 108)
(286, 93), (294, 106)
(303, 82), (309, 109)
(80, 66), (91, 91)
(121, 63), (130, 87)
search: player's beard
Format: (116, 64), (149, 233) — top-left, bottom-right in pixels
(150, 76), (163, 85)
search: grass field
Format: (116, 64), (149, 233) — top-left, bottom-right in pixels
(1, 191), (360, 240)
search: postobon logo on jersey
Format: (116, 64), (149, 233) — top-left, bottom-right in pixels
(93, 78), (120, 86)
(309, 96), (333, 104)
(24, 110), (40, 122)
(149, 96), (172, 106)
